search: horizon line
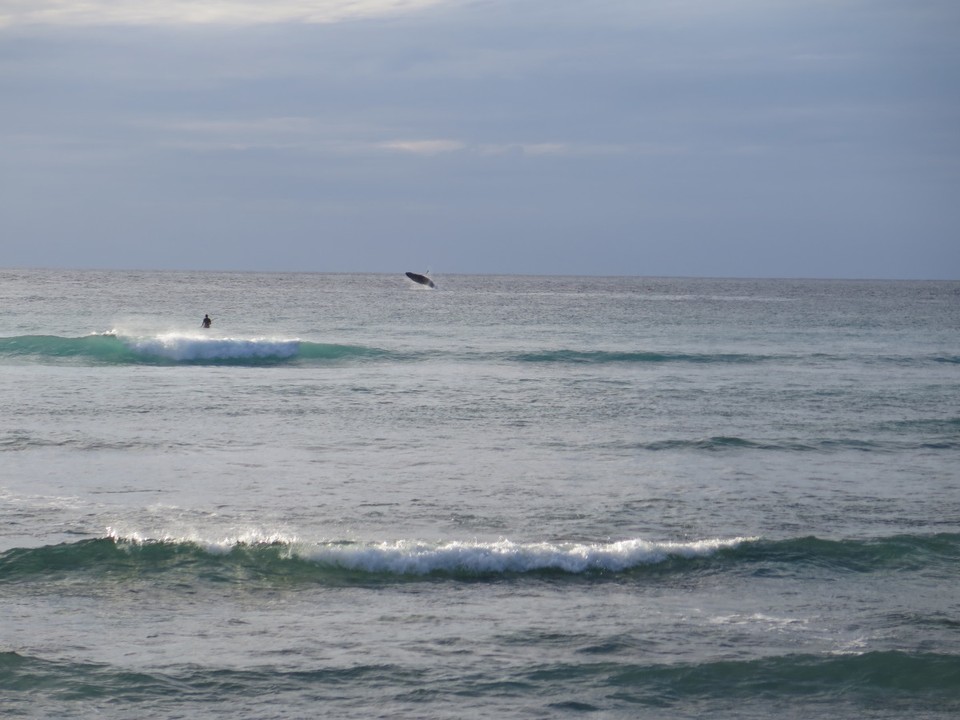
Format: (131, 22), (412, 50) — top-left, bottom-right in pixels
(3, 265), (958, 282)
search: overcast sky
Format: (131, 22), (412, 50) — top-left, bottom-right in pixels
(2, 0), (958, 278)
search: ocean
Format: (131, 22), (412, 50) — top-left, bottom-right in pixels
(1, 269), (958, 719)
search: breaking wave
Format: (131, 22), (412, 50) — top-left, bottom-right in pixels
(0, 333), (390, 366)
(0, 534), (752, 584)
(2, 533), (957, 586)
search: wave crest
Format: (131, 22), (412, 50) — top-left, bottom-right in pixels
(4, 533), (956, 585)
(126, 333), (300, 361)
(0, 333), (385, 365)
(0, 535), (755, 582)
(301, 537), (751, 575)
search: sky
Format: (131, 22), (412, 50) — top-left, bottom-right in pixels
(2, 0), (958, 278)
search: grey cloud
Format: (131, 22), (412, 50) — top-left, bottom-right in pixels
(2, 0), (958, 277)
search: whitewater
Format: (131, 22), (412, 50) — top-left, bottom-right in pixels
(1, 269), (958, 719)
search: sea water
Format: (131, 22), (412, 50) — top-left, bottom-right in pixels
(1, 269), (958, 719)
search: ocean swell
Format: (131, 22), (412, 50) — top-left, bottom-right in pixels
(0, 333), (386, 366)
(0, 535), (754, 583)
(4, 533), (956, 585)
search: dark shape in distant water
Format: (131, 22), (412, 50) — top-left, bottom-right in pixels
(405, 272), (436, 288)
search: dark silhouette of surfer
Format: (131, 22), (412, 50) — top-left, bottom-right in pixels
(201, 314), (212, 329)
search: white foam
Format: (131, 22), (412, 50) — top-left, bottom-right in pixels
(106, 527), (300, 554)
(120, 333), (301, 361)
(299, 536), (756, 575)
(103, 531), (756, 574)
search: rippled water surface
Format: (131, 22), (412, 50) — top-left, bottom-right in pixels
(1, 270), (958, 718)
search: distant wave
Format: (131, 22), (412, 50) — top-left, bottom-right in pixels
(3, 533), (957, 585)
(0, 333), (390, 366)
(2, 335), (950, 369)
(510, 350), (957, 366)
(510, 349), (770, 364)
(0, 336), (769, 367)
(619, 435), (960, 453)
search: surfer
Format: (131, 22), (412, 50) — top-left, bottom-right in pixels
(201, 314), (212, 329)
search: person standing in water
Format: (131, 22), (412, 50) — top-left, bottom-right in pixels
(201, 314), (212, 328)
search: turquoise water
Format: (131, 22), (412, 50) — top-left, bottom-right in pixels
(1, 270), (959, 718)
